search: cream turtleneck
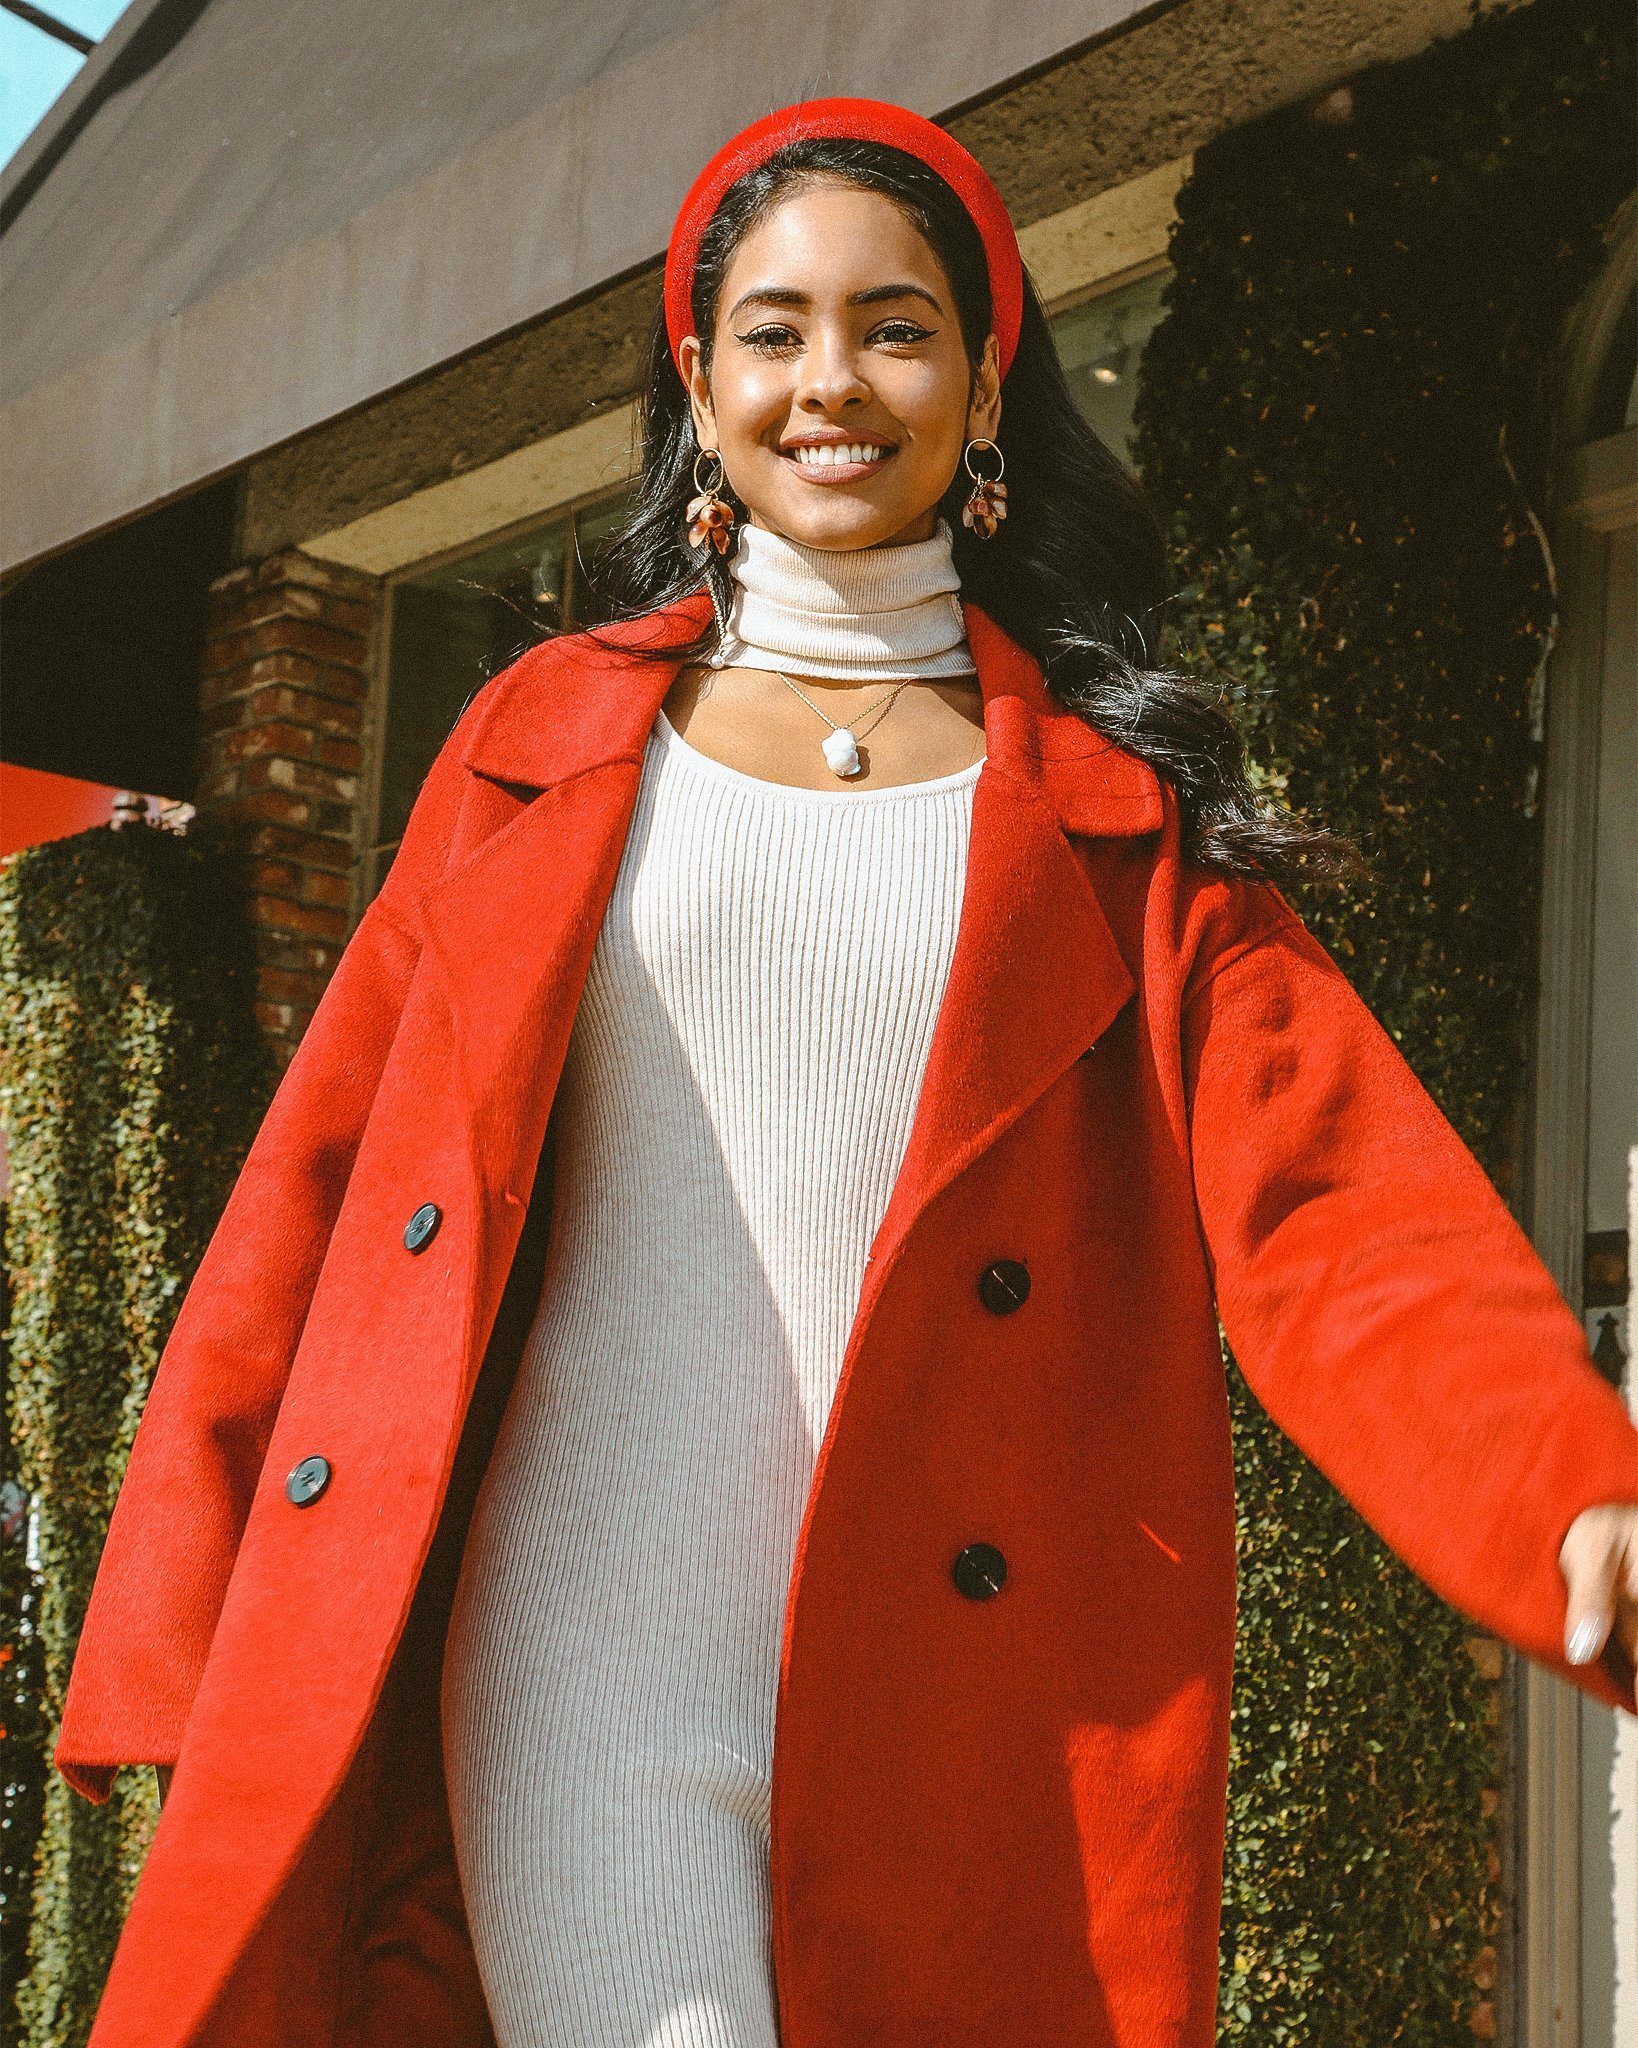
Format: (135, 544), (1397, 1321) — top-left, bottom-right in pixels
(707, 512), (976, 681)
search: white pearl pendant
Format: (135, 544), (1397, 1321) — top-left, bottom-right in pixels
(822, 727), (862, 777)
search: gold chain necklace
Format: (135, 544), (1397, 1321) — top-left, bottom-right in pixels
(768, 669), (919, 779)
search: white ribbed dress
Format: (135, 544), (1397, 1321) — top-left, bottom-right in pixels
(440, 692), (984, 2048)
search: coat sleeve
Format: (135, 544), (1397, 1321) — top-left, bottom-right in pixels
(53, 734), (472, 1804)
(1181, 879), (1638, 1716)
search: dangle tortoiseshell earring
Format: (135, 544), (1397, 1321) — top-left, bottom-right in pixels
(686, 447), (736, 553)
(960, 436), (1008, 539)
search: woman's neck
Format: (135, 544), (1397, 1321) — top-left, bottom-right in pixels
(707, 515), (975, 682)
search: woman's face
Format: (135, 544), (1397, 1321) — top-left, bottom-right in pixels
(679, 177), (1002, 551)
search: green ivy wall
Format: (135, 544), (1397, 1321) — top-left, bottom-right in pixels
(1129, 0), (1634, 2034)
(0, 820), (271, 2048)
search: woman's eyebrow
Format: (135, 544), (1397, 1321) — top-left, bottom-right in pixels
(729, 286), (805, 318)
(851, 283), (944, 314)
(728, 282), (944, 320)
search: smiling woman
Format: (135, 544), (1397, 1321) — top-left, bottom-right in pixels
(585, 121), (1365, 872)
(680, 186), (998, 554)
(658, 177), (1001, 787)
(57, 92), (1638, 2048)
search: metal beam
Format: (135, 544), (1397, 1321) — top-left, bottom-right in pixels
(1, 1), (95, 56)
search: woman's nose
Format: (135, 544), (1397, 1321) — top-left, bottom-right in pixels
(795, 331), (871, 411)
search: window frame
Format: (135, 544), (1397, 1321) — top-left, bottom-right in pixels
(358, 480), (634, 911)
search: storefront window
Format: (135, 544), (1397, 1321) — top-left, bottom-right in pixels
(360, 269), (1167, 906)
(365, 493), (632, 901)
(1049, 265), (1170, 466)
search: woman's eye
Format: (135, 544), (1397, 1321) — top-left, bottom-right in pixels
(738, 326), (801, 354)
(871, 321), (932, 345)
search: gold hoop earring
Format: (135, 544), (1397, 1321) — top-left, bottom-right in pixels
(686, 447), (736, 554)
(961, 437), (1008, 540)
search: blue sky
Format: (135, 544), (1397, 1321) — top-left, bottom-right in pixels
(1, 2), (132, 168)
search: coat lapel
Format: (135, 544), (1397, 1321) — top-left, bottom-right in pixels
(855, 602), (1160, 1312)
(416, 598), (713, 1356)
(418, 586), (1164, 1363)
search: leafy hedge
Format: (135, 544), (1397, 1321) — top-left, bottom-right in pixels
(1129, 0), (1634, 2035)
(0, 818), (271, 2048)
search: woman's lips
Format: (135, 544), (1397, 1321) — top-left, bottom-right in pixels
(778, 445), (897, 484)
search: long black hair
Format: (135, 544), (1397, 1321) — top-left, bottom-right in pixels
(573, 136), (1365, 887)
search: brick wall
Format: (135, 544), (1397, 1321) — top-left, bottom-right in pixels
(196, 551), (380, 1065)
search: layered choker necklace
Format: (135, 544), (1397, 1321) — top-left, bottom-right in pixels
(706, 515), (976, 779)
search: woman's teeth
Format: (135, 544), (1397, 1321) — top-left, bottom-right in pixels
(789, 443), (892, 467)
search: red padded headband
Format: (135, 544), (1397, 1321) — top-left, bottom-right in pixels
(664, 96), (1025, 385)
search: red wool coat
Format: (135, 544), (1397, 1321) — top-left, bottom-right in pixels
(57, 591), (1638, 2048)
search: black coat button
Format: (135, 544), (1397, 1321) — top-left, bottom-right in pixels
(976, 1258), (1030, 1313)
(404, 1202), (442, 1253)
(953, 1542), (1008, 1599)
(285, 1455), (331, 1507)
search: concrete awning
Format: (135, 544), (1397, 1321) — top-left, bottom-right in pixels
(0, 0), (1149, 573)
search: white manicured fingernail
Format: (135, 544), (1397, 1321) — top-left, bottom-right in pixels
(1566, 1615), (1605, 1664)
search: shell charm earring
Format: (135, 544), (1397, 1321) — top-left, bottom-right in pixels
(686, 447), (736, 553)
(960, 437), (1008, 539)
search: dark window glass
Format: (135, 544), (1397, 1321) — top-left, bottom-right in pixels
(366, 495), (630, 902)
(1049, 267), (1170, 467)
(571, 496), (635, 624)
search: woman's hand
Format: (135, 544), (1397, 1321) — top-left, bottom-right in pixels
(1559, 1502), (1638, 1670)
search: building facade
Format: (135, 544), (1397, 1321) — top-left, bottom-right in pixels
(2, 0), (1632, 2037)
